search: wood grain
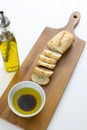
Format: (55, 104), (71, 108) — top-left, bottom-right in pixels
(0, 12), (86, 130)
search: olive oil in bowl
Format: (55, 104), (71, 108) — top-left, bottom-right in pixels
(12, 88), (42, 115)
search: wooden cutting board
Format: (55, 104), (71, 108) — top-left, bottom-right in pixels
(0, 12), (86, 130)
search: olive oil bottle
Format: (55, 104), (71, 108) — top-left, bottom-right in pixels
(0, 11), (20, 72)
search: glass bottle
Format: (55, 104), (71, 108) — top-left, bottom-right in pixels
(0, 11), (20, 72)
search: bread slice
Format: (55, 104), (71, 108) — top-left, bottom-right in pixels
(38, 60), (56, 69)
(39, 54), (57, 64)
(34, 66), (53, 77)
(47, 31), (74, 54)
(31, 73), (49, 85)
(43, 49), (62, 60)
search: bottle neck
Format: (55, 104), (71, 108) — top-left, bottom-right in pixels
(0, 25), (13, 42)
(0, 25), (10, 33)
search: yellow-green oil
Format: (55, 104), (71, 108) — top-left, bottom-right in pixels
(0, 35), (20, 72)
(12, 87), (42, 115)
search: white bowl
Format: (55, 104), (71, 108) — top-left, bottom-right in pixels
(8, 81), (46, 118)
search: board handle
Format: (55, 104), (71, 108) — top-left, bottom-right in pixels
(66, 11), (80, 31)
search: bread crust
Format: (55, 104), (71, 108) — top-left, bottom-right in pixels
(34, 66), (53, 77)
(39, 54), (57, 64)
(38, 60), (56, 69)
(43, 49), (62, 60)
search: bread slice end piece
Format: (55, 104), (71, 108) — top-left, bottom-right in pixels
(31, 73), (50, 85)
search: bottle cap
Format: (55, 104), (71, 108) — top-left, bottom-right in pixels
(0, 11), (10, 28)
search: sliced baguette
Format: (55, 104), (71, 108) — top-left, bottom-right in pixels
(38, 60), (56, 69)
(34, 66), (53, 77)
(39, 54), (57, 64)
(31, 73), (49, 85)
(43, 49), (62, 60)
(47, 31), (74, 54)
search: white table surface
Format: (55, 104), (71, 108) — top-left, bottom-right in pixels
(0, 0), (87, 130)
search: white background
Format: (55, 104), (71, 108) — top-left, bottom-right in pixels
(0, 0), (87, 130)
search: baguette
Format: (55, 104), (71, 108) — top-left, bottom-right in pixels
(47, 31), (74, 54)
(31, 31), (74, 86)
(31, 73), (49, 85)
(34, 66), (53, 77)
